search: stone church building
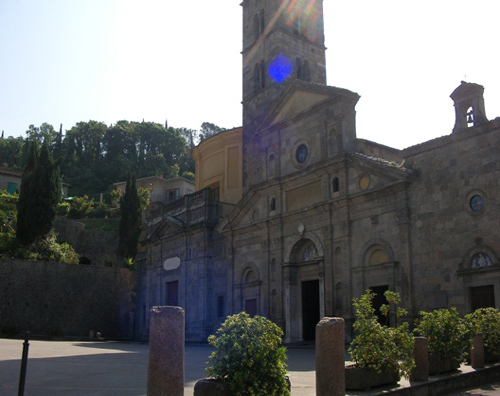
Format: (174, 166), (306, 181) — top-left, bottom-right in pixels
(135, 0), (500, 342)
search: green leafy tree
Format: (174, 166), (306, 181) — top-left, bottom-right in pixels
(25, 123), (59, 147)
(0, 190), (19, 256)
(16, 142), (61, 245)
(465, 307), (500, 357)
(414, 307), (472, 362)
(118, 173), (143, 259)
(198, 122), (226, 142)
(207, 312), (290, 396)
(349, 290), (415, 378)
(0, 136), (24, 169)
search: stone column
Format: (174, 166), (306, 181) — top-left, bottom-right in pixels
(316, 317), (345, 396)
(410, 336), (428, 382)
(147, 306), (185, 396)
(471, 332), (485, 369)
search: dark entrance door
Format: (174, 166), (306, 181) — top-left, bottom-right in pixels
(166, 281), (179, 306)
(370, 285), (389, 325)
(302, 280), (320, 341)
(245, 299), (257, 317)
(470, 285), (495, 311)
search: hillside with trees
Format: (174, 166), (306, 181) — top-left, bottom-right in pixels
(0, 120), (225, 199)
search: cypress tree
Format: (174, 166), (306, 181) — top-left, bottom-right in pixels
(16, 142), (39, 244)
(118, 172), (142, 259)
(16, 141), (61, 245)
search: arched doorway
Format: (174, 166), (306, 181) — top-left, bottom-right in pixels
(283, 238), (324, 342)
(238, 266), (261, 317)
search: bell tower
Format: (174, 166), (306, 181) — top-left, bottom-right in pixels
(241, 0), (327, 190)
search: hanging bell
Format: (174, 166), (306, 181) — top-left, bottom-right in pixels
(467, 112), (474, 124)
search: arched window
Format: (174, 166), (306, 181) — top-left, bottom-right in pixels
(253, 63), (260, 93)
(368, 249), (390, 265)
(260, 60), (266, 89)
(470, 252), (493, 269)
(270, 197), (276, 211)
(332, 177), (340, 193)
(296, 58), (302, 79)
(303, 60), (310, 82)
(290, 239), (320, 263)
(268, 153), (276, 178)
(293, 17), (302, 35)
(260, 9), (265, 34)
(467, 106), (474, 127)
(254, 14), (260, 41)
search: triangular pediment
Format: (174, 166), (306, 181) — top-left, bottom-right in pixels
(347, 153), (415, 190)
(217, 190), (265, 233)
(145, 215), (185, 243)
(257, 81), (360, 132)
(271, 89), (330, 126)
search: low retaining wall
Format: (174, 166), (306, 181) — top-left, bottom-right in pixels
(0, 259), (135, 339)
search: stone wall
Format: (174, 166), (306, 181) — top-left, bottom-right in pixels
(0, 259), (135, 339)
(55, 218), (121, 266)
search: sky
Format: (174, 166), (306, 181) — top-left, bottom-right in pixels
(0, 0), (499, 149)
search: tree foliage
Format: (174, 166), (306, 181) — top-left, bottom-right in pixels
(2, 119), (224, 200)
(465, 307), (500, 357)
(349, 290), (415, 378)
(117, 173), (143, 259)
(16, 142), (61, 245)
(207, 312), (290, 396)
(199, 122), (226, 142)
(414, 307), (473, 362)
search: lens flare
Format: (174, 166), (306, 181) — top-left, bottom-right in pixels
(284, 0), (321, 41)
(268, 53), (293, 84)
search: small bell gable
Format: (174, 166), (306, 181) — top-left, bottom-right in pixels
(450, 81), (488, 132)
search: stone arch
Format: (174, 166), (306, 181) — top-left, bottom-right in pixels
(239, 263), (261, 317)
(241, 263), (260, 284)
(461, 244), (498, 271)
(284, 235), (324, 342)
(359, 238), (395, 267)
(287, 233), (324, 263)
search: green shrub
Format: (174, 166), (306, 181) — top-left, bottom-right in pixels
(0, 232), (18, 258)
(207, 312), (290, 396)
(0, 189), (18, 233)
(68, 195), (93, 219)
(415, 308), (472, 362)
(57, 201), (70, 216)
(89, 202), (107, 219)
(349, 290), (415, 378)
(13, 232), (79, 264)
(465, 307), (500, 357)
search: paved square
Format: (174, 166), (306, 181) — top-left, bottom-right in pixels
(0, 339), (315, 395)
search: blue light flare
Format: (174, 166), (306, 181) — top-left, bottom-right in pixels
(268, 53), (293, 84)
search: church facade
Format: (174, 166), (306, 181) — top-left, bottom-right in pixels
(135, 0), (500, 342)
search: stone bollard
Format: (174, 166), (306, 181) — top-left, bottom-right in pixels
(471, 332), (485, 369)
(147, 306), (185, 396)
(410, 336), (428, 382)
(316, 317), (345, 396)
